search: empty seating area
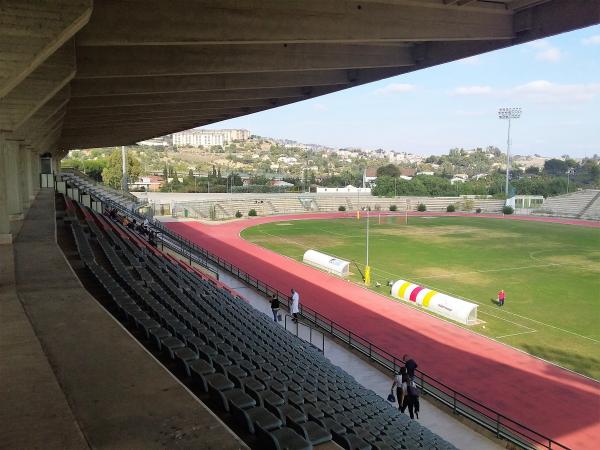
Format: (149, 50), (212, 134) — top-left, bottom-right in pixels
(60, 194), (455, 450)
(168, 194), (503, 220)
(534, 190), (600, 218)
(580, 192), (600, 220)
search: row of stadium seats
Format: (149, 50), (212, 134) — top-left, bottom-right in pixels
(61, 195), (456, 450)
(535, 189), (600, 218)
(169, 194), (504, 219)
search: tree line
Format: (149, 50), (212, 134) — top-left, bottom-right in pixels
(372, 158), (599, 198)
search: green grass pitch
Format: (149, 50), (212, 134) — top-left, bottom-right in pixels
(241, 216), (600, 379)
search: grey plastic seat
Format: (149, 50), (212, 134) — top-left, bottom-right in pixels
(214, 388), (256, 413)
(231, 404), (283, 434)
(289, 419), (332, 446)
(174, 347), (198, 376)
(270, 404), (307, 427)
(159, 336), (185, 359)
(257, 425), (311, 450)
(332, 429), (372, 450)
(226, 365), (249, 388)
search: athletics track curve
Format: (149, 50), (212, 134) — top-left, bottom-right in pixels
(166, 212), (600, 449)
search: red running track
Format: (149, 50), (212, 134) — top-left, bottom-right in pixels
(166, 212), (600, 449)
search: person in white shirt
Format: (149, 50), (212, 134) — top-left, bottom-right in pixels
(391, 367), (408, 412)
(290, 288), (300, 322)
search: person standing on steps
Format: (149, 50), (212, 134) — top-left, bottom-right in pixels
(269, 293), (280, 322)
(291, 288), (300, 323)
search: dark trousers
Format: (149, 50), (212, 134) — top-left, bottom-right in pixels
(272, 309), (279, 322)
(396, 388), (406, 412)
(292, 312), (298, 322)
(407, 396), (419, 419)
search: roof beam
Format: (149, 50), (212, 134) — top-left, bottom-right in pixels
(64, 98), (286, 120)
(75, 44), (415, 78)
(76, 0), (513, 46)
(0, 43), (75, 131)
(62, 111), (246, 129)
(0, 0), (91, 97)
(66, 87), (321, 109)
(12, 86), (71, 139)
(69, 68), (403, 97)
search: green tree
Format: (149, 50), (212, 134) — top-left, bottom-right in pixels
(544, 159), (568, 176)
(376, 164), (400, 178)
(101, 149), (142, 189)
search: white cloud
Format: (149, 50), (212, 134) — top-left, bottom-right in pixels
(511, 80), (600, 103)
(452, 85), (492, 95)
(374, 83), (417, 95)
(536, 47), (562, 62)
(582, 35), (600, 46)
(455, 109), (487, 117)
(527, 39), (563, 62)
(458, 55), (481, 65)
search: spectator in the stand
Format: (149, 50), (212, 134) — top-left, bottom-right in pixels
(403, 354), (418, 378)
(269, 293), (280, 322)
(148, 230), (157, 247)
(290, 288), (300, 322)
(127, 219), (136, 230)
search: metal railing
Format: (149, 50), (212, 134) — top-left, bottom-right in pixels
(283, 313), (325, 353)
(62, 174), (569, 450)
(61, 169), (147, 207)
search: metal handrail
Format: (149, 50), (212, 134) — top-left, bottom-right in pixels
(62, 168), (146, 206)
(283, 313), (325, 353)
(61, 174), (569, 450)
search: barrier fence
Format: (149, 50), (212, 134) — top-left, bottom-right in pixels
(61, 175), (569, 450)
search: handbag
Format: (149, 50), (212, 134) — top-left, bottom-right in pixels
(387, 391), (396, 403)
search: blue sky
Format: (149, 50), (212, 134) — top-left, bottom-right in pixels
(205, 25), (600, 158)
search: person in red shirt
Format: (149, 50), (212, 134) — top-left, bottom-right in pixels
(498, 289), (506, 307)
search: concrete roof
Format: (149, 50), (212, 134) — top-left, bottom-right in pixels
(1, 0), (599, 158)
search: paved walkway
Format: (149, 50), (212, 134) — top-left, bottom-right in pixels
(1, 190), (246, 450)
(166, 212), (600, 450)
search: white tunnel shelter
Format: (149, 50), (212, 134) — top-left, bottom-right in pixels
(303, 250), (350, 277)
(391, 279), (478, 325)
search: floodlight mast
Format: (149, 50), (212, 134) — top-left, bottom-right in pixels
(121, 145), (128, 193)
(498, 107), (522, 200)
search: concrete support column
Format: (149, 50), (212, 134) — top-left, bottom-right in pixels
(3, 140), (23, 220)
(25, 150), (36, 201)
(31, 152), (41, 194)
(0, 139), (12, 243)
(17, 145), (32, 210)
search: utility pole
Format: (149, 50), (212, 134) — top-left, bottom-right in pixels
(121, 145), (128, 192)
(364, 210), (371, 286)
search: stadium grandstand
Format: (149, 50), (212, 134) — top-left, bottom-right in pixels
(532, 189), (600, 219)
(2, 2), (600, 450)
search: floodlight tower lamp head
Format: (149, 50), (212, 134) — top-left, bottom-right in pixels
(498, 107), (522, 119)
